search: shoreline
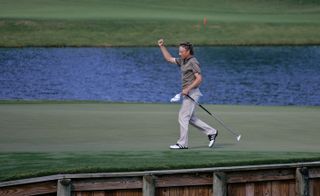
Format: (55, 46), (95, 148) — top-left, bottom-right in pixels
(1, 43), (320, 48)
(1, 17), (319, 48)
(0, 100), (319, 107)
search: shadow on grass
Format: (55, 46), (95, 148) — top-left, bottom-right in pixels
(191, 143), (236, 149)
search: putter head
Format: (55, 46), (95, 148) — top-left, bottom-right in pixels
(237, 134), (241, 142)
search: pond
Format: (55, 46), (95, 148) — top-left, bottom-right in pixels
(0, 46), (319, 105)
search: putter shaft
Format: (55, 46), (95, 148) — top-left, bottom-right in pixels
(186, 94), (241, 140)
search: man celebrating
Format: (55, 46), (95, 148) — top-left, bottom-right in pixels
(158, 39), (218, 149)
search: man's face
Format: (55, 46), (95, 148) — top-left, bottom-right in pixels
(179, 46), (190, 60)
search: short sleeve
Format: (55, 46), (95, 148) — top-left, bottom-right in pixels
(191, 61), (201, 74)
(175, 58), (182, 67)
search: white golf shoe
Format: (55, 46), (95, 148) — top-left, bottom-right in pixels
(208, 131), (218, 148)
(170, 144), (188, 149)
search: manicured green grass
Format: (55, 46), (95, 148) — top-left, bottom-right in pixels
(0, 0), (319, 46)
(0, 102), (320, 181)
(1, 151), (320, 182)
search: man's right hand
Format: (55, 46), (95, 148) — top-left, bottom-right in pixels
(158, 39), (164, 47)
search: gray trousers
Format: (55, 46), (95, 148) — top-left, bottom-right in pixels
(177, 88), (217, 147)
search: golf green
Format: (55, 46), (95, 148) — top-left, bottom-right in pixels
(1, 102), (320, 181)
(1, 102), (320, 152)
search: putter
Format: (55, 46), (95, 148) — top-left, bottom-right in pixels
(186, 94), (242, 142)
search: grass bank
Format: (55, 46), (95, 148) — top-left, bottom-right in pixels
(0, 102), (320, 181)
(1, 151), (320, 182)
(0, 0), (319, 47)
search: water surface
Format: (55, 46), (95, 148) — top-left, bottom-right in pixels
(0, 46), (319, 105)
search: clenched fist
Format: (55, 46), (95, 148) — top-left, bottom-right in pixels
(158, 39), (164, 47)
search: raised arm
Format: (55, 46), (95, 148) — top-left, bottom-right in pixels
(158, 39), (176, 64)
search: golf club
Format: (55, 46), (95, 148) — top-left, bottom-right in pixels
(186, 94), (242, 142)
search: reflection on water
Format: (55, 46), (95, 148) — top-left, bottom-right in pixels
(0, 46), (319, 105)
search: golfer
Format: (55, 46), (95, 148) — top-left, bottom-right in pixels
(158, 39), (218, 149)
